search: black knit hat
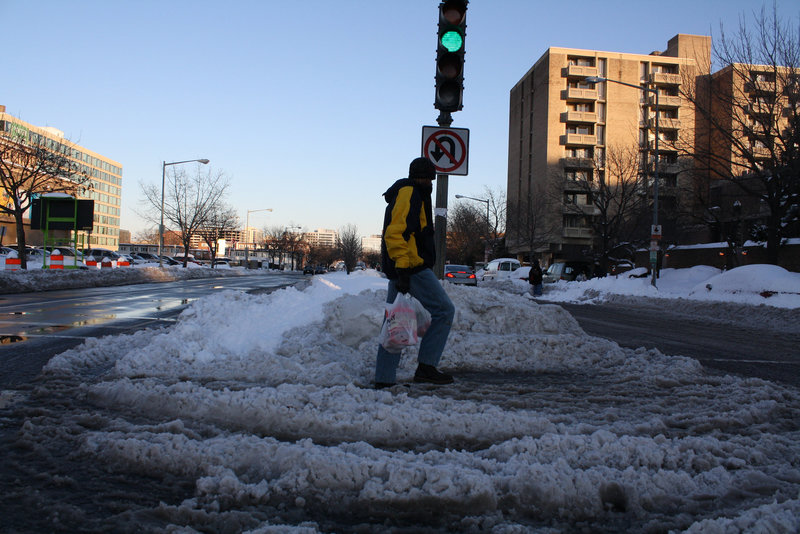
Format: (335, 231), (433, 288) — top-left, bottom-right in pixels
(409, 157), (436, 180)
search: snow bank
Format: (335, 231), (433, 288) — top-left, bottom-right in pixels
(35, 270), (800, 531)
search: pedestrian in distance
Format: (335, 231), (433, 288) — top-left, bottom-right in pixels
(529, 259), (544, 296)
(375, 157), (455, 389)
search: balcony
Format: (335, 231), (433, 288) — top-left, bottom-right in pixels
(562, 227), (594, 239)
(744, 80), (776, 94)
(561, 88), (598, 101)
(648, 117), (681, 130)
(648, 72), (681, 85)
(560, 157), (595, 169)
(560, 110), (597, 123)
(564, 204), (600, 216)
(648, 94), (681, 108)
(657, 162), (683, 175)
(747, 101), (773, 116)
(751, 145), (772, 158)
(560, 133), (597, 146)
(562, 64), (598, 79)
(649, 139), (678, 151)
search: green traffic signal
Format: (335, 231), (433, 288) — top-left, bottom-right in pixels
(440, 30), (463, 52)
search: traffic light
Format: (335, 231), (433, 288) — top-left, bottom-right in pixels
(434, 0), (467, 113)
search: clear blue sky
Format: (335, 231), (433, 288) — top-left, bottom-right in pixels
(2, 0), (797, 238)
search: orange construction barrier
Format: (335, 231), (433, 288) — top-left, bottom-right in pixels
(85, 259), (98, 268)
(4, 257), (21, 271)
(49, 254), (64, 270)
(101, 259), (113, 268)
(117, 258), (130, 267)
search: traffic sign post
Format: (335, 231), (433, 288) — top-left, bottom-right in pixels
(421, 126), (469, 175)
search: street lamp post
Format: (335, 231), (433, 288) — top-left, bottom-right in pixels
(244, 208), (273, 268)
(455, 194), (491, 264)
(585, 76), (660, 287)
(159, 158), (210, 267)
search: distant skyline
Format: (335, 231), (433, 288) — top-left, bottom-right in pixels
(2, 0), (797, 238)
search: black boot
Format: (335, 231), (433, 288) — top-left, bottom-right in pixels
(414, 363), (454, 385)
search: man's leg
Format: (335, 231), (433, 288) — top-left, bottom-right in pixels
(375, 280), (401, 385)
(409, 269), (455, 368)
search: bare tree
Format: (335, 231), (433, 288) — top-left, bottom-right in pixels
(306, 244), (338, 270)
(447, 201), (485, 265)
(0, 128), (91, 268)
(336, 224), (362, 274)
(507, 180), (560, 263)
(141, 165), (230, 267)
(681, 4), (800, 264)
(197, 204), (239, 267)
(559, 144), (649, 272)
(133, 228), (160, 244)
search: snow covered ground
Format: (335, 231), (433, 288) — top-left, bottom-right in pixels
(3, 265), (800, 532)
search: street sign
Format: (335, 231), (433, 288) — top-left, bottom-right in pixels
(421, 126), (469, 175)
(651, 224), (662, 240)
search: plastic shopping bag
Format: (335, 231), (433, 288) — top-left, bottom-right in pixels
(411, 297), (431, 337)
(378, 293), (419, 353)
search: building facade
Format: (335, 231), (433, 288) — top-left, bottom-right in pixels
(303, 228), (338, 248)
(506, 35), (711, 263)
(0, 106), (123, 249)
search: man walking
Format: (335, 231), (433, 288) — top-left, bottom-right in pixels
(375, 157), (455, 389)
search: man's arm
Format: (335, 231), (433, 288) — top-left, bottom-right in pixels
(383, 185), (415, 269)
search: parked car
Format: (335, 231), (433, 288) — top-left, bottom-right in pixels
(609, 260), (635, 276)
(444, 264), (477, 286)
(314, 265), (328, 275)
(543, 261), (593, 283)
(135, 252), (161, 263)
(481, 258), (521, 282)
(82, 248), (122, 262)
(159, 255), (181, 266)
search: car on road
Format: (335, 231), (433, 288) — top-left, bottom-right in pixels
(303, 265), (315, 275)
(481, 258), (521, 282)
(444, 264), (477, 286)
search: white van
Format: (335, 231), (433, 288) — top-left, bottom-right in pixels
(481, 258), (521, 281)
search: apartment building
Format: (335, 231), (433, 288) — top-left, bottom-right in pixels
(0, 106), (123, 249)
(303, 228), (338, 248)
(506, 34), (710, 263)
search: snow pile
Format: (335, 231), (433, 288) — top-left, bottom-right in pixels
(0, 264), (257, 293)
(32, 270), (800, 532)
(499, 264), (800, 309)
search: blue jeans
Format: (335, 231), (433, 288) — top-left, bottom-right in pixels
(375, 268), (455, 384)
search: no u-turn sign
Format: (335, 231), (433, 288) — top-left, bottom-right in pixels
(421, 126), (469, 175)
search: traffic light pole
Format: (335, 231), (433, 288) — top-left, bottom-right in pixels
(433, 111), (453, 280)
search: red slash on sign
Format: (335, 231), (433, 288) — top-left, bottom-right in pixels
(421, 126), (469, 175)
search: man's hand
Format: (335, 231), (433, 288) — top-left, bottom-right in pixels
(395, 269), (411, 294)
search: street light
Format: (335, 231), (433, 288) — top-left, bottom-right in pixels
(455, 194), (490, 264)
(159, 158), (210, 267)
(585, 75), (660, 287)
(244, 208), (273, 267)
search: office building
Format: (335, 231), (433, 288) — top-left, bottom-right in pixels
(0, 106), (123, 249)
